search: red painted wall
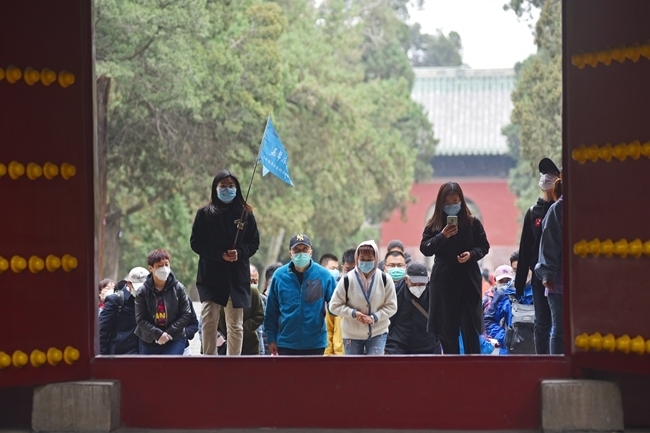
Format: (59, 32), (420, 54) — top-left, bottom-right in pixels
(92, 356), (570, 429)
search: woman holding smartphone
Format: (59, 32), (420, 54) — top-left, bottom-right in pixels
(420, 182), (490, 354)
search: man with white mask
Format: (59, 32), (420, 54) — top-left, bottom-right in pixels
(384, 260), (441, 355)
(99, 267), (148, 355)
(134, 249), (193, 355)
(514, 157), (560, 354)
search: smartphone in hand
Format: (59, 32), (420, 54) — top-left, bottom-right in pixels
(447, 215), (458, 226)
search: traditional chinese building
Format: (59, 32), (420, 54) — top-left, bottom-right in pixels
(380, 68), (520, 273)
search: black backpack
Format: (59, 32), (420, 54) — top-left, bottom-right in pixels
(108, 290), (125, 342)
(505, 294), (535, 354)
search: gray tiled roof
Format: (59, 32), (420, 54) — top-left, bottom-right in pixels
(412, 67), (516, 156)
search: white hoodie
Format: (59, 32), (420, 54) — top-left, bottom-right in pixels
(329, 240), (397, 339)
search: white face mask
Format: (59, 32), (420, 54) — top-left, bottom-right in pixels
(539, 173), (558, 191)
(408, 284), (426, 298)
(154, 266), (171, 282)
(250, 283), (258, 290)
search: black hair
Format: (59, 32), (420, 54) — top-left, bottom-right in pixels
(342, 248), (356, 264)
(147, 249), (171, 266)
(319, 253), (338, 266)
(115, 280), (127, 292)
(425, 182), (474, 232)
(384, 250), (405, 262)
(509, 251), (519, 265)
(99, 278), (114, 290)
(204, 170), (253, 217)
(386, 240), (405, 252)
(264, 262), (282, 284)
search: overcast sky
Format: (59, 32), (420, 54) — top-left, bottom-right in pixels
(408, 0), (538, 69)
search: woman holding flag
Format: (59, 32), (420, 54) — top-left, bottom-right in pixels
(190, 170), (260, 356)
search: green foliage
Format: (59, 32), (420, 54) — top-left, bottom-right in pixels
(408, 24), (463, 67)
(97, 0), (441, 280)
(504, 0), (561, 213)
(120, 194), (198, 287)
(503, 0), (546, 19)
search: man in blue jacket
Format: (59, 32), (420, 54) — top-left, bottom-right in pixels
(263, 234), (336, 356)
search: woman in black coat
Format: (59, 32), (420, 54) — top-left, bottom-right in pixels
(190, 170), (260, 355)
(420, 182), (490, 354)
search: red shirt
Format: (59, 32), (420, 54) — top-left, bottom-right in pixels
(154, 291), (167, 329)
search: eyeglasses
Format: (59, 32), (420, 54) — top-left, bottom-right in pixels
(385, 263), (406, 269)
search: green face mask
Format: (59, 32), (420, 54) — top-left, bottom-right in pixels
(387, 267), (406, 282)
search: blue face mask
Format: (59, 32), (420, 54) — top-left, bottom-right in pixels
(387, 267), (406, 282)
(443, 203), (462, 216)
(329, 269), (340, 280)
(358, 261), (375, 274)
(292, 252), (311, 268)
(217, 187), (237, 203)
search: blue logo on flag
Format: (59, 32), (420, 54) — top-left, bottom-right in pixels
(260, 118), (294, 186)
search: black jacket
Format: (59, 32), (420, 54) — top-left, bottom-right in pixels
(134, 273), (193, 344)
(385, 280), (441, 354)
(190, 205), (260, 308)
(514, 198), (554, 296)
(420, 217), (490, 338)
(99, 288), (139, 355)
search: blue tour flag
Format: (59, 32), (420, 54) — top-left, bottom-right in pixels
(260, 117), (294, 186)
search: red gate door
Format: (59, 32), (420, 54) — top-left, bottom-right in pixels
(0, 0), (96, 425)
(565, 0), (650, 427)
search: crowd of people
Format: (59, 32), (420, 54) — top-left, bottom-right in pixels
(99, 159), (564, 356)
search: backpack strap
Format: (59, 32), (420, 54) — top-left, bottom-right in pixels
(410, 298), (429, 320)
(115, 290), (124, 318)
(108, 291), (125, 345)
(345, 272), (387, 304)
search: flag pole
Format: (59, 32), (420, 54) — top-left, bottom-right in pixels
(232, 115), (271, 248)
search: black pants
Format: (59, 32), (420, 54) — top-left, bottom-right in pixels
(277, 347), (324, 356)
(438, 309), (480, 355)
(532, 274), (551, 354)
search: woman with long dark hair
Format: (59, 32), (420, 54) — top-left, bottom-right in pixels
(420, 182), (490, 354)
(190, 170), (260, 355)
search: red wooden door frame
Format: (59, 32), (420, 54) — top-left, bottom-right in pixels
(2, 0), (649, 430)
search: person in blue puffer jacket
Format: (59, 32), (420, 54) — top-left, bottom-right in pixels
(484, 264), (533, 355)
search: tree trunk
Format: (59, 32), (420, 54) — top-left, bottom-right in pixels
(103, 201), (123, 281)
(264, 227), (285, 270)
(96, 75), (111, 279)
